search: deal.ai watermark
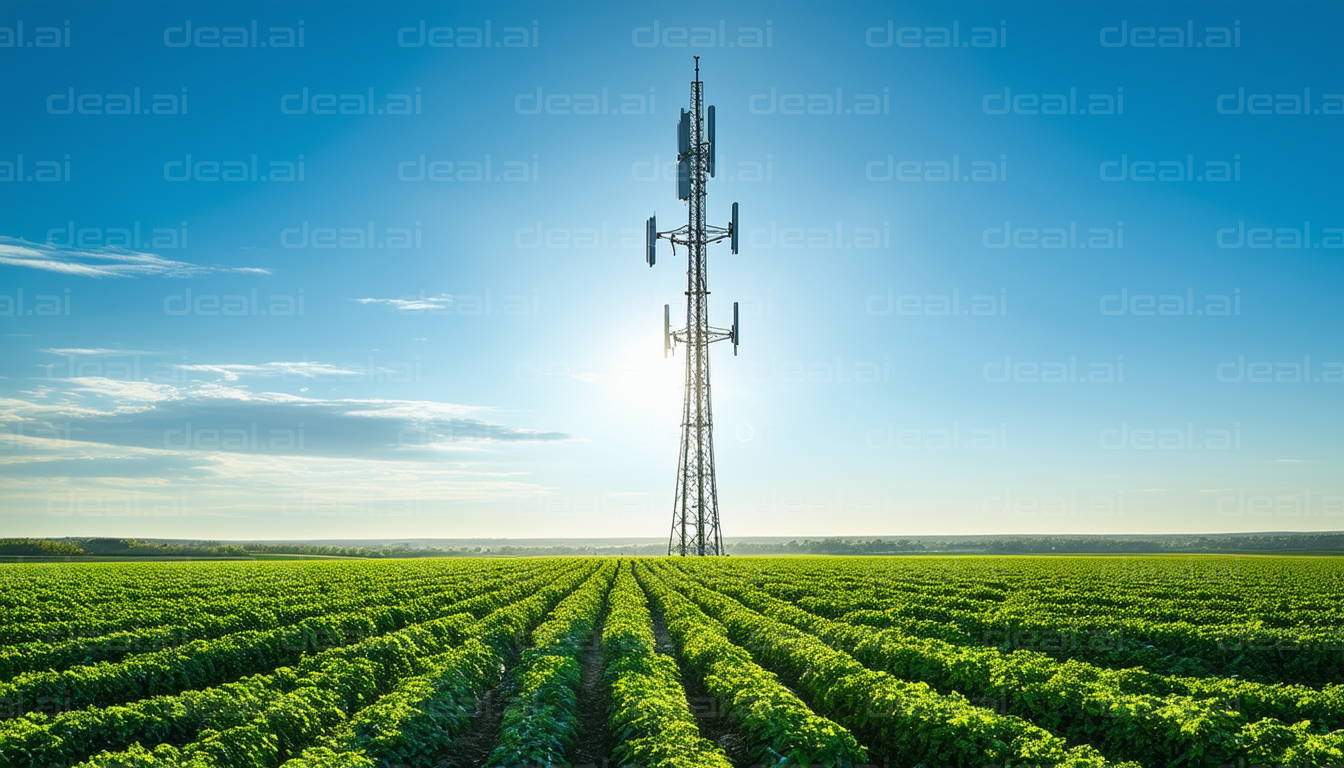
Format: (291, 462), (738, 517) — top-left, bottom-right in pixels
(633, 153), (772, 182)
(748, 221), (889, 249)
(163, 19), (303, 47)
(752, 356), (890, 383)
(867, 423), (1007, 450)
(1099, 20), (1239, 48)
(984, 87), (1122, 115)
(1100, 422), (1239, 449)
(397, 154), (537, 182)
(280, 221), (421, 249)
(749, 87), (888, 115)
(1100, 154), (1239, 182)
(1100, 289), (1239, 316)
(45, 220), (187, 249)
(164, 422), (305, 450)
(984, 490), (1125, 518)
(398, 20), (537, 48)
(0, 288), (70, 317)
(1216, 356), (1343, 383)
(515, 87), (655, 115)
(984, 356), (1123, 383)
(867, 289), (1007, 316)
(0, 19), (70, 48)
(164, 154), (303, 182)
(0, 153), (69, 182)
(281, 87), (420, 115)
(867, 20), (1006, 48)
(48, 87), (186, 115)
(1216, 222), (1343, 249)
(164, 288), (304, 316)
(515, 221), (633, 249)
(632, 20), (771, 48)
(1217, 489), (1344, 517)
(1216, 87), (1343, 115)
(356, 289), (538, 316)
(983, 221), (1122, 249)
(867, 154), (1006, 182)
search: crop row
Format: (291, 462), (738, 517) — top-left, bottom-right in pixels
(0, 559), (527, 642)
(0, 564), (543, 682)
(646, 561), (1132, 768)
(676, 562), (1344, 767)
(0, 560), (594, 768)
(0, 566), (559, 717)
(272, 561), (606, 768)
(602, 562), (733, 768)
(822, 556), (1338, 626)
(740, 560), (1344, 684)
(716, 562), (1344, 723)
(3, 555), (1336, 768)
(0, 559), (542, 647)
(636, 565), (867, 766)
(486, 560), (617, 767)
(744, 556), (1344, 632)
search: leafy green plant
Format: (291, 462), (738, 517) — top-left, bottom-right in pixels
(637, 564), (867, 767)
(602, 562), (732, 768)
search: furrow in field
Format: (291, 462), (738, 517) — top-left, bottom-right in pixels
(635, 562), (869, 767)
(483, 559), (616, 767)
(601, 561), (733, 768)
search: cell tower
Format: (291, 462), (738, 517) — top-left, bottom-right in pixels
(645, 57), (740, 557)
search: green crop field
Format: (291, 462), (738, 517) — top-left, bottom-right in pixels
(0, 556), (1341, 768)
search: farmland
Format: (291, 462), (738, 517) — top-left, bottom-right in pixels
(0, 556), (1341, 768)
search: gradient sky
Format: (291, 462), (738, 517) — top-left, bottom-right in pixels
(1, 1), (1341, 540)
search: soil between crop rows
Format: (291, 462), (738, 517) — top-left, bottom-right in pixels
(647, 596), (752, 768)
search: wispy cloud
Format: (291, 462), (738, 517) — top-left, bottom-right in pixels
(1, 372), (569, 460)
(0, 436), (547, 507)
(176, 362), (368, 381)
(354, 294), (452, 312)
(44, 348), (155, 357)
(0, 236), (270, 278)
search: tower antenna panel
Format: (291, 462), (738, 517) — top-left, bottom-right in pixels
(708, 105), (716, 177)
(646, 215), (657, 266)
(731, 202), (739, 254)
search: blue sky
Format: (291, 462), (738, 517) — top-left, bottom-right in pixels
(1, 1), (1341, 540)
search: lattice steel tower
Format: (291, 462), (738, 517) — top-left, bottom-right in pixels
(645, 58), (740, 557)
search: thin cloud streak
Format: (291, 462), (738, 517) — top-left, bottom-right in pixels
(0, 236), (270, 278)
(176, 362), (369, 381)
(1, 375), (570, 461)
(353, 294), (453, 312)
